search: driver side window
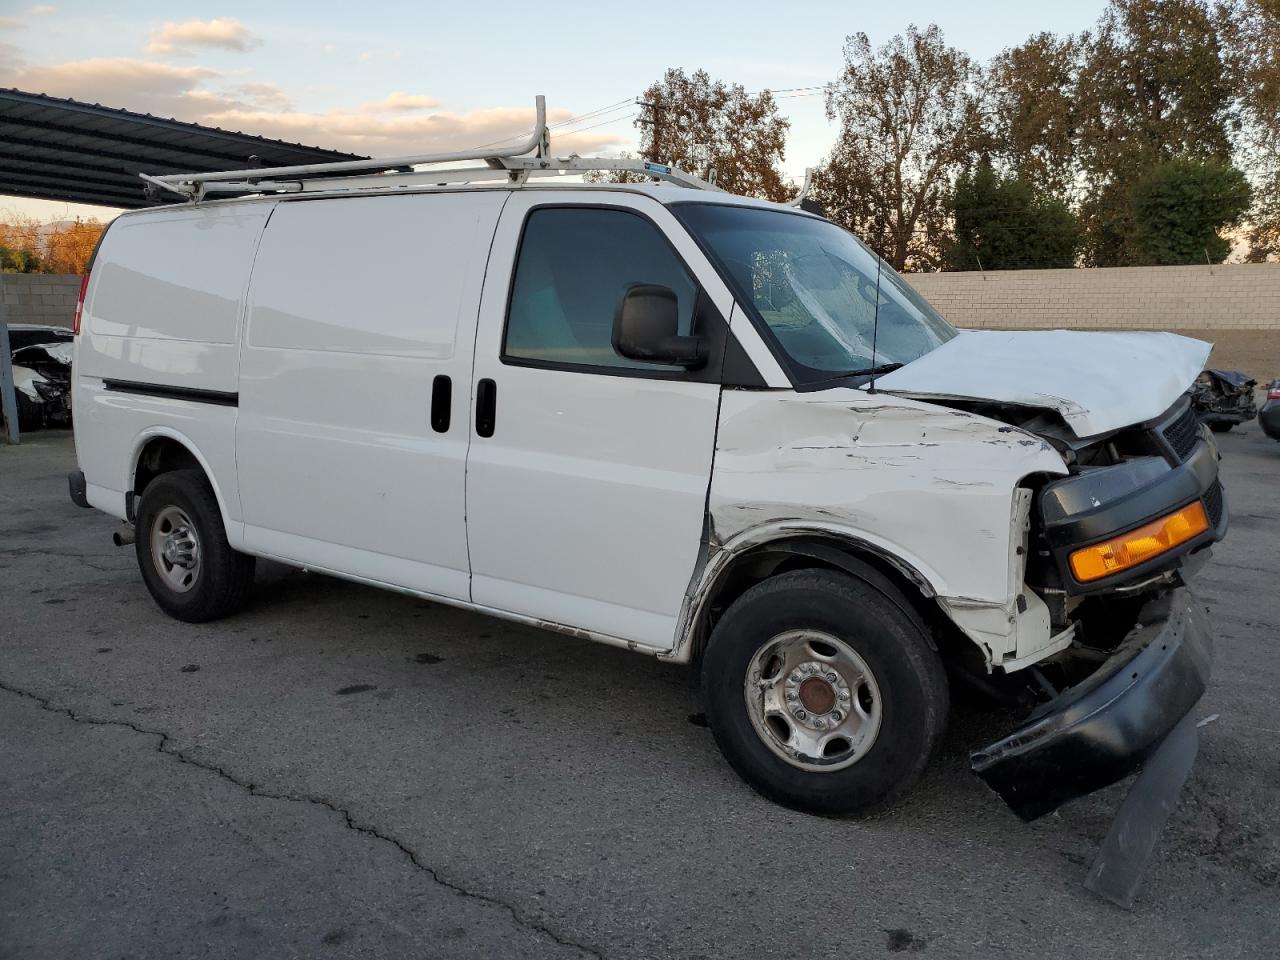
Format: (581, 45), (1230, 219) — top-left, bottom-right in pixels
(503, 207), (698, 371)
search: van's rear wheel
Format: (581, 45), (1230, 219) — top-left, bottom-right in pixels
(701, 569), (948, 815)
(135, 469), (254, 622)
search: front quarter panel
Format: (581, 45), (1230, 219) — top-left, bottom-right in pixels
(705, 389), (1068, 665)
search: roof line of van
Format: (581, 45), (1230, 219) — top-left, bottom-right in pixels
(119, 180), (801, 219)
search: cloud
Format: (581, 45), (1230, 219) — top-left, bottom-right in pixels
(234, 81), (293, 111)
(146, 18), (259, 55)
(358, 92), (439, 113)
(196, 103), (623, 156)
(0, 17), (27, 30)
(30, 5), (56, 14)
(1, 58), (220, 114)
(0, 54), (625, 156)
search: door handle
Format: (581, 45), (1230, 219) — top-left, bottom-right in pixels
(431, 375), (451, 433)
(476, 378), (496, 437)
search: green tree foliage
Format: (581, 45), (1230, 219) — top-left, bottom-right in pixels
(816, 25), (987, 271)
(947, 163), (1080, 270)
(1131, 156), (1252, 263)
(1076, 0), (1235, 264)
(0, 245), (42, 273)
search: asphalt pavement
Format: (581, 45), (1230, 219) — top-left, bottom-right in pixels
(2, 429), (1277, 959)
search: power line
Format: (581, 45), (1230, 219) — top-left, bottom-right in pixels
(556, 111), (639, 139)
(466, 81), (827, 155)
(469, 96), (638, 151)
(548, 98), (636, 130)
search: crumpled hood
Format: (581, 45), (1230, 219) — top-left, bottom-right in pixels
(875, 329), (1211, 438)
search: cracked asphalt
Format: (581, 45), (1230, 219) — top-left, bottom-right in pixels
(2, 430), (1278, 959)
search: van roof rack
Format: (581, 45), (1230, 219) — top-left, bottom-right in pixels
(141, 95), (723, 203)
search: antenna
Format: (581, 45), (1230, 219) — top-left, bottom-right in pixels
(867, 253), (883, 395)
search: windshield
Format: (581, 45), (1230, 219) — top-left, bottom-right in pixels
(675, 204), (956, 385)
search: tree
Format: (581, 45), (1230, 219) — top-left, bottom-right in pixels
(43, 220), (105, 274)
(0, 245), (42, 273)
(0, 216), (43, 273)
(1131, 156), (1251, 263)
(0, 216), (106, 274)
(947, 162), (1080, 270)
(1217, 0), (1280, 259)
(1242, 171), (1280, 261)
(988, 32), (1084, 199)
(816, 25), (988, 271)
(628, 69), (791, 202)
(1075, 0), (1236, 265)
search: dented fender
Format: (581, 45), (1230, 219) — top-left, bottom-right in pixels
(666, 388), (1069, 667)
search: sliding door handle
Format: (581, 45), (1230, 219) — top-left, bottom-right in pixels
(430, 375), (451, 433)
(475, 378), (496, 437)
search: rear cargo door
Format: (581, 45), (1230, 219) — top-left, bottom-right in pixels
(463, 193), (727, 650)
(237, 191), (506, 600)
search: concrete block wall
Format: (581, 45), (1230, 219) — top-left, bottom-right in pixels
(3, 265), (1276, 335)
(1, 274), (80, 327)
(904, 263), (1280, 331)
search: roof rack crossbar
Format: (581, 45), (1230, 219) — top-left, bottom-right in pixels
(142, 95), (724, 202)
(150, 95), (549, 192)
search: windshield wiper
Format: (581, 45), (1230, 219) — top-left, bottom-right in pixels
(800, 362), (904, 391)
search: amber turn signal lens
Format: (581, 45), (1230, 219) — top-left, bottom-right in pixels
(1070, 501), (1210, 583)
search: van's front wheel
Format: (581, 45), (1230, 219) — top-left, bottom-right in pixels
(135, 469), (254, 623)
(701, 569), (948, 815)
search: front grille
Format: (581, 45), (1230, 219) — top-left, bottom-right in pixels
(1162, 405), (1201, 462)
(1203, 481), (1225, 529)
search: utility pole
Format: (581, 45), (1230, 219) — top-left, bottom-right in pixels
(636, 97), (663, 164)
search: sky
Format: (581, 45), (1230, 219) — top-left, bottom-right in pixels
(1, 1), (1110, 222)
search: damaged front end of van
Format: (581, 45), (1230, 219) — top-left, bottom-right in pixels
(695, 320), (1224, 904)
(872, 329), (1225, 831)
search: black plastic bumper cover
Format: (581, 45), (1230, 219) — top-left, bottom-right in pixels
(971, 589), (1212, 821)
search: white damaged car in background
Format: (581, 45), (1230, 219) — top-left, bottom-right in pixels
(8, 323), (74, 432)
(67, 129), (1227, 908)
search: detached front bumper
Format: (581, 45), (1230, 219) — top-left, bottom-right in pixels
(971, 589), (1212, 821)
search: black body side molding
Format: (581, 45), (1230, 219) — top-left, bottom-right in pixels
(102, 379), (238, 407)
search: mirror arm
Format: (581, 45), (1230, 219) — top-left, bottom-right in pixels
(657, 334), (708, 368)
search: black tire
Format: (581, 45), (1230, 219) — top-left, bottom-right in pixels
(134, 469), (254, 623)
(701, 568), (948, 816)
(1209, 421), (1234, 433)
(15, 391), (43, 432)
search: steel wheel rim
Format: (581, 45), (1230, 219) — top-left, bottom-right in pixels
(744, 629), (883, 771)
(150, 505), (202, 594)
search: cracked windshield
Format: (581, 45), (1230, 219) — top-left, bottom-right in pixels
(678, 203), (956, 381)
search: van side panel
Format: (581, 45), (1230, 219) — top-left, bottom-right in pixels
(74, 202), (275, 523)
(236, 191), (507, 600)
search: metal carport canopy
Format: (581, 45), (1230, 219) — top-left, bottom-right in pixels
(0, 88), (367, 210)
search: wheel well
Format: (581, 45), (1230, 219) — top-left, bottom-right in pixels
(133, 437), (203, 501)
(693, 536), (957, 665)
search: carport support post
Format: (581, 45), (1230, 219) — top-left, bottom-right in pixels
(0, 274), (19, 445)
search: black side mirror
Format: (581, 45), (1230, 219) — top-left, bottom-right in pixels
(612, 284), (707, 368)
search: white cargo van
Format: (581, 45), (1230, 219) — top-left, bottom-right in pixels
(68, 102), (1224, 827)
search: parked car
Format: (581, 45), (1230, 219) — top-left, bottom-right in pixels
(67, 177), (1226, 823)
(8, 322), (74, 351)
(1188, 368), (1258, 432)
(7, 324), (73, 431)
(1260, 379), (1280, 440)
